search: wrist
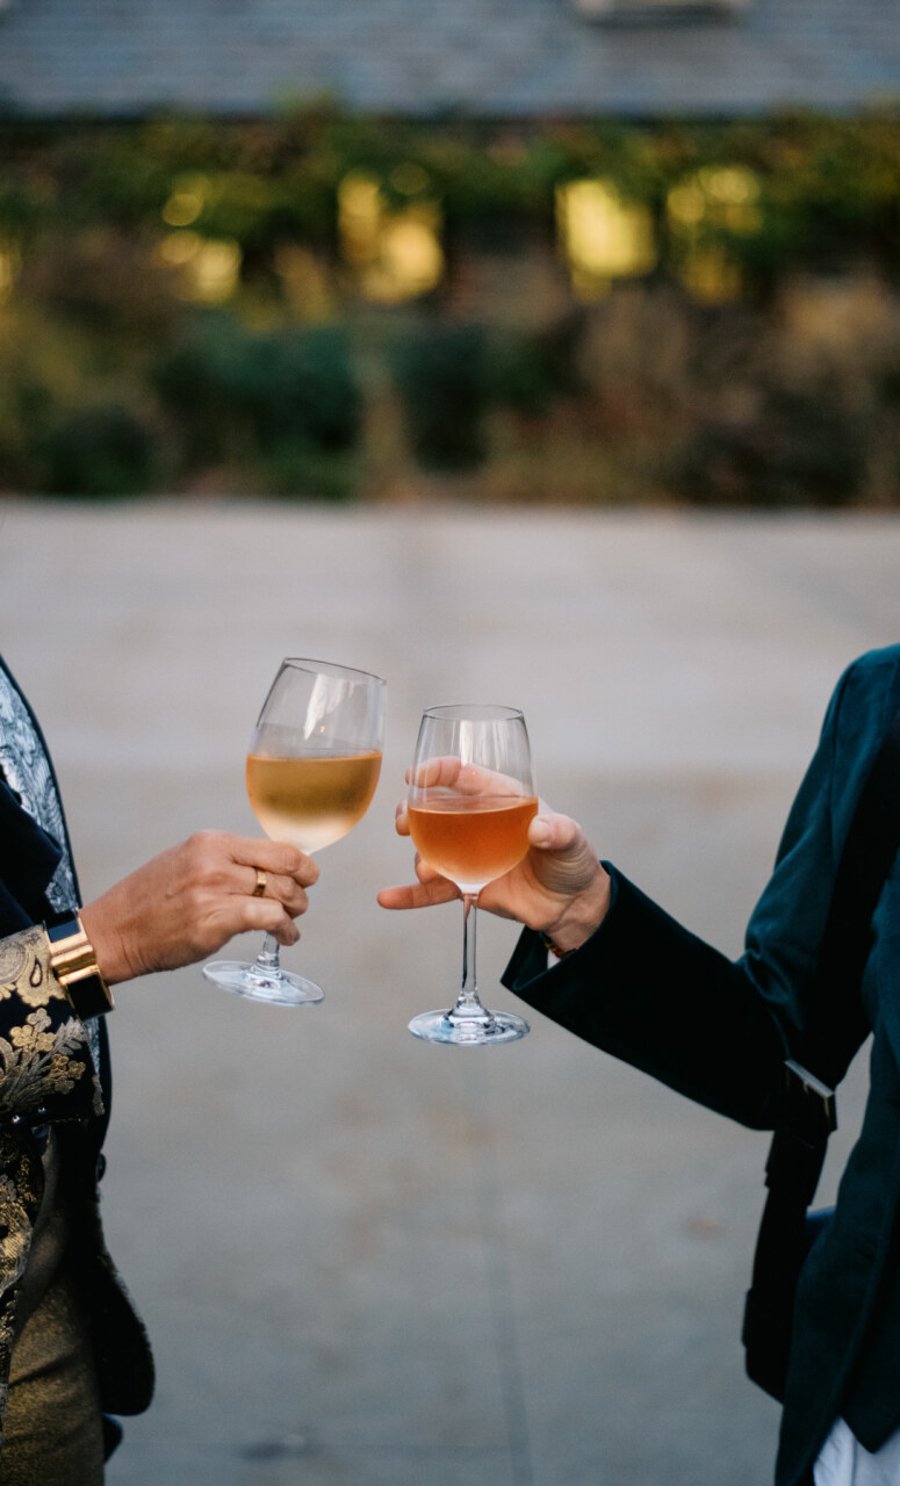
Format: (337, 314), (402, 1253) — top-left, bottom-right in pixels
(537, 868), (611, 957)
(78, 904), (132, 987)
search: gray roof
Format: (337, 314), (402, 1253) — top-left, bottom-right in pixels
(0, 0), (897, 120)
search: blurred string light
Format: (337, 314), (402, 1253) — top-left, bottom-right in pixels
(158, 230), (242, 303)
(337, 169), (444, 303)
(667, 165), (762, 301)
(158, 173), (241, 303)
(149, 159), (763, 309)
(555, 179), (656, 298)
(161, 174), (208, 228)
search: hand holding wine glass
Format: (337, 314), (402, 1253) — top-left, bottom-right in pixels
(204, 658), (385, 1006)
(381, 806), (610, 949)
(401, 704), (538, 1046)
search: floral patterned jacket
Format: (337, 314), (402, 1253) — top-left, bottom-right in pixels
(0, 658), (153, 1441)
(0, 924), (104, 1413)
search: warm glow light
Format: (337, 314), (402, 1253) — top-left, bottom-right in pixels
(338, 171), (444, 303)
(667, 165), (762, 301)
(158, 231), (241, 302)
(366, 217), (444, 303)
(159, 230), (201, 266)
(161, 174), (209, 228)
(668, 166), (761, 234)
(191, 240), (242, 303)
(556, 180), (656, 298)
(338, 173), (383, 266)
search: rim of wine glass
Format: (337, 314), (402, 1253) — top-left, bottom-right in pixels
(421, 703), (524, 721)
(281, 657), (386, 686)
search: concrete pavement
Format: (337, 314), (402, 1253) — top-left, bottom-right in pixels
(2, 501), (899, 1486)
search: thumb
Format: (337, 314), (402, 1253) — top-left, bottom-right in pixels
(526, 811), (601, 899)
(529, 812), (584, 853)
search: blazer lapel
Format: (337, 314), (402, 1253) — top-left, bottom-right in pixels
(0, 773), (63, 931)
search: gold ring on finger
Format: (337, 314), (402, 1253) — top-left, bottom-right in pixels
(252, 868), (267, 898)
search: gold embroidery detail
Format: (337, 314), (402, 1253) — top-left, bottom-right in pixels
(0, 1009), (86, 1118)
(0, 928), (65, 1007)
(0, 1135), (44, 1434)
(0, 1174), (31, 1287)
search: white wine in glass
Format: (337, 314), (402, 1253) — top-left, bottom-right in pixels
(406, 704), (534, 1046)
(204, 658), (385, 1006)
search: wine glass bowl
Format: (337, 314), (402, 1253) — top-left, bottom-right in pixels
(407, 784), (539, 895)
(406, 704), (535, 1046)
(246, 739), (382, 854)
(204, 659), (385, 1006)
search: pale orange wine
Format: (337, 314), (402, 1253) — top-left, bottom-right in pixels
(246, 751), (382, 854)
(407, 794), (538, 889)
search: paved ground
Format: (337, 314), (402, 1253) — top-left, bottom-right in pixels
(2, 501), (899, 1486)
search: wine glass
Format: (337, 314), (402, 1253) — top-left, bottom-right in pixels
(204, 658), (385, 1006)
(406, 704), (535, 1046)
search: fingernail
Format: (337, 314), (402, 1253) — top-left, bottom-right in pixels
(531, 820), (552, 847)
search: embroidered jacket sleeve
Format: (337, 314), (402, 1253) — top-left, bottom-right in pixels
(0, 923), (102, 1129)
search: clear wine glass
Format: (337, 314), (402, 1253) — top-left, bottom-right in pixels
(406, 704), (535, 1046)
(204, 658), (385, 1006)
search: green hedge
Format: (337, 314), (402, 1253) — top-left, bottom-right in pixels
(1, 110), (898, 276)
(0, 109), (897, 501)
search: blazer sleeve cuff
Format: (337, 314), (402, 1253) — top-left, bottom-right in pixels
(501, 864), (787, 1129)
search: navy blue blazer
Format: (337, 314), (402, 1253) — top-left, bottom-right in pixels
(503, 644), (900, 1486)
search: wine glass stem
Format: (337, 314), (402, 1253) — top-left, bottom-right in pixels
(251, 933), (282, 982)
(453, 894), (487, 1021)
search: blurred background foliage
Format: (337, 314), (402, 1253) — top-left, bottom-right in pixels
(0, 107), (898, 503)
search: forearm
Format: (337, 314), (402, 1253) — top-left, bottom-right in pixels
(503, 865), (789, 1130)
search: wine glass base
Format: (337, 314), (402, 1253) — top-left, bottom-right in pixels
(203, 960), (324, 1007)
(408, 1008), (530, 1046)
